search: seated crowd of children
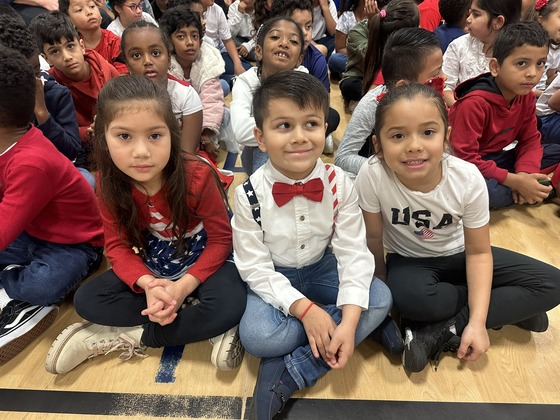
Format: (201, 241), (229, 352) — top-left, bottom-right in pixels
(2, 1), (560, 419)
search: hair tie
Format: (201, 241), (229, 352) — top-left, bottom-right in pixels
(536, 0), (549, 11)
(379, 9), (387, 18)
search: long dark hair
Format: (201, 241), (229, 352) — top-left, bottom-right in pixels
(94, 74), (192, 256)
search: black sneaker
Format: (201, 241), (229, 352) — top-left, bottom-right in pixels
(402, 318), (461, 373)
(0, 300), (58, 365)
(369, 315), (404, 355)
(514, 312), (549, 332)
(251, 356), (299, 419)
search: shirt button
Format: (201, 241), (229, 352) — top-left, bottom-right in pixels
(300, 215), (305, 221)
(300, 244), (305, 249)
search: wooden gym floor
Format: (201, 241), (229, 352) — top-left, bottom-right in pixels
(1, 82), (560, 420)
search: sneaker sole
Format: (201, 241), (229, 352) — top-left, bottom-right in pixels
(402, 329), (429, 373)
(210, 326), (244, 371)
(0, 306), (59, 366)
(45, 321), (94, 374)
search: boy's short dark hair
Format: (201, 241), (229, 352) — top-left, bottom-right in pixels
(438, 0), (470, 26)
(0, 45), (35, 128)
(29, 11), (80, 53)
(0, 14), (37, 59)
(269, 0), (313, 18)
(493, 21), (549, 64)
(167, 0), (201, 10)
(159, 6), (204, 39)
(59, 0), (71, 15)
(382, 27), (441, 88)
(253, 71), (329, 130)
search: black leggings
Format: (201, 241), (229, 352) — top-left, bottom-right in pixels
(74, 262), (247, 348)
(386, 247), (560, 329)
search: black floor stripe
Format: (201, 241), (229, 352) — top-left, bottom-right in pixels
(1, 389), (558, 419)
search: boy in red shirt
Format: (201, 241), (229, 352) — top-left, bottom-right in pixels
(0, 46), (104, 366)
(30, 12), (119, 145)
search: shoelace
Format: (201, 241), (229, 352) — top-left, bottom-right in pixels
(431, 335), (460, 370)
(90, 333), (147, 361)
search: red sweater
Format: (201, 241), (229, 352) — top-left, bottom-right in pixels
(99, 158), (233, 291)
(92, 29), (128, 75)
(50, 49), (119, 143)
(449, 73), (543, 184)
(419, 0), (442, 31)
(0, 126), (104, 250)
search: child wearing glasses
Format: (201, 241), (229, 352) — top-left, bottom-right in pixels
(107, 0), (158, 37)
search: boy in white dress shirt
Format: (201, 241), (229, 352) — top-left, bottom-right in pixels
(231, 71), (397, 419)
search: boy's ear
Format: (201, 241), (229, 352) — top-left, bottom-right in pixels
(489, 58), (500, 77)
(492, 15), (505, 31)
(372, 134), (382, 157)
(79, 38), (86, 53)
(395, 79), (408, 87)
(254, 126), (267, 152)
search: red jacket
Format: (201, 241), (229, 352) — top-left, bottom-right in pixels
(99, 158), (233, 291)
(92, 29), (128, 75)
(0, 126), (104, 250)
(449, 73), (543, 184)
(50, 49), (119, 143)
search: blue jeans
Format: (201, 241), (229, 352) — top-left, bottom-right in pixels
(239, 250), (392, 389)
(240, 146), (269, 176)
(484, 143), (560, 208)
(328, 52), (347, 78)
(539, 113), (560, 144)
(0, 232), (102, 306)
(220, 52), (252, 88)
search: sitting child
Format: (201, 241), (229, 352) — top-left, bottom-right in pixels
(0, 45), (104, 366)
(434, 0), (469, 53)
(231, 71), (396, 419)
(107, 0), (159, 37)
(449, 21), (560, 209)
(228, 0), (257, 62)
(29, 12), (119, 145)
(336, 27), (444, 179)
(60, 0), (128, 73)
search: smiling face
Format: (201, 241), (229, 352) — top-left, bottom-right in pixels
(490, 44), (548, 103)
(123, 28), (170, 85)
(254, 97), (326, 180)
(375, 95), (450, 192)
(106, 101), (171, 194)
(67, 0), (102, 32)
(170, 24), (202, 69)
(256, 19), (303, 79)
(42, 36), (89, 81)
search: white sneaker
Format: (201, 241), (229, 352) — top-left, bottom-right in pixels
(209, 325), (244, 371)
(45, 321), (146, 374)
(323, 134), (334, 154)
(0, 301), (58, 365)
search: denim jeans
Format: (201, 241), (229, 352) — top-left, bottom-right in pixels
(328, 52), (347, 78)
(0, 232), (102, 306)
(239, 250), (392, 389)
(539, 113), (560, 145)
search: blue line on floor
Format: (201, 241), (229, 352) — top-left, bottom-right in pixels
(154, 345), (185, 383)
(223, 152), (245, 172)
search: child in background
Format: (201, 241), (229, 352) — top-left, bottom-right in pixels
(60, 0), (128, 74)
(201, 0), (252, 88)
(434, 0), (469, 53)
(417, 0), (442, 31)
(356, 83), (560, 373)
(160, 7), (230, 160)
(107, 0), (159, 37)
(45, 75), (246, 375)
(340, 0), (418, 104)
(529, 0), (560, 96)
(449, 22), (560, 209)
(362, 0), (420, 94)
(121, 22), (203, 155)
(228, 0), (257, 62)
(231, 71), (395, 419)
(29, 12), (119, 145)
(0, 46), (104, 366)
(231, 16), (306, 175)
(443, 0), (521, 107)
(328, 0), (377, 79)
(311, 0), (338, 58)
(252, 0), (274, 33)
(336, 27), (444, 179)
(269, 0), (341, 153)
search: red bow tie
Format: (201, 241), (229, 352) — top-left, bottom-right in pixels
(272, 178), (324, 207)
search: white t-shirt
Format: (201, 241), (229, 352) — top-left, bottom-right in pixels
(166, 77), (203, 128)
(355, 155), (489, 258)
(336, 11), (357, 34)
(312, 2), (338, 40)
(106, 12), (158, 37)
(536, 47), (560, 91)
(204, 4), (231, 53)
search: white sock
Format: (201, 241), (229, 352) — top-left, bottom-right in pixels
(0, 287), (12, 310)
